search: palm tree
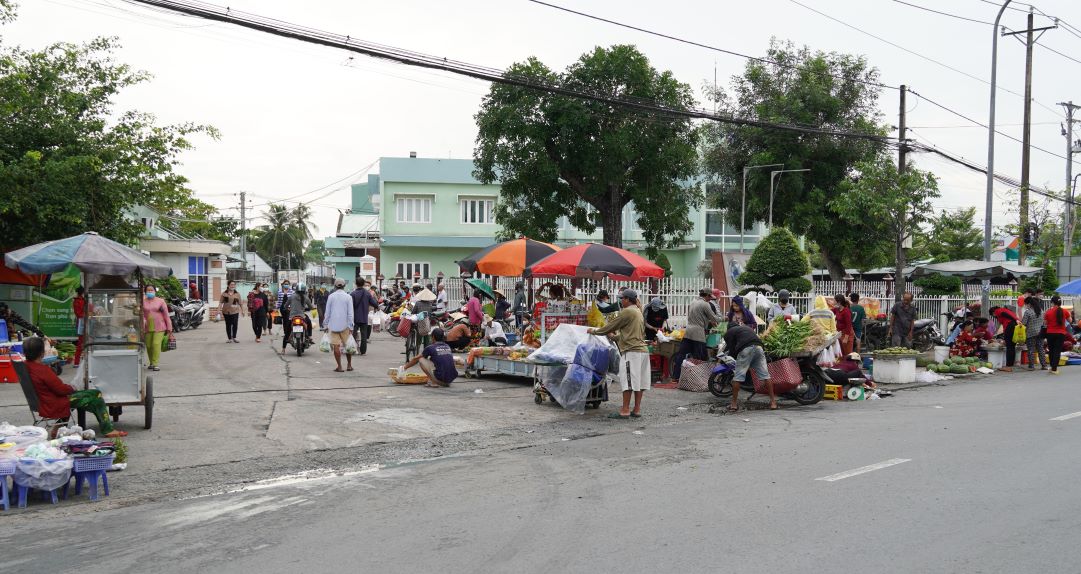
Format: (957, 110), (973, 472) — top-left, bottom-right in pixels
(256, 204), (303, 270)
(290, 204), (317, 242)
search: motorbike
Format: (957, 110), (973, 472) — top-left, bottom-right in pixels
(286, 314), (311, 356)
(707, 351), (828, 406)
(183, 299), (206, 329)
(862, 318), (943, 353)
(169, 298), (205, 331)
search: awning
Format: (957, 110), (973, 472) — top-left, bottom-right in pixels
(909, 259), (1042, 279)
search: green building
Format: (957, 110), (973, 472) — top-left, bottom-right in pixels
(323, 155), (765, 280)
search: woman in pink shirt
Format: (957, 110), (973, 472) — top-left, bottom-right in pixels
(142, 284), (173, 371)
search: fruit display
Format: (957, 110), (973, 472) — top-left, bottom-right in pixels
(925, 356), (992, 374)
(874, 347), (921, 356)
(54, 342), (77, 361)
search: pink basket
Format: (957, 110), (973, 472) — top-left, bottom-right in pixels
(750, 358), (803, 395)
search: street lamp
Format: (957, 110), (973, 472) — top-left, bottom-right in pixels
(983, 0), (1012, 314)
(741, 163), (784, 252)
(769, 169), (811, 228)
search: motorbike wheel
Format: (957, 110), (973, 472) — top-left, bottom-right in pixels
(294, 335), (304, 357)
(790, 367), (827, 405)
(707, 370), (734, 398)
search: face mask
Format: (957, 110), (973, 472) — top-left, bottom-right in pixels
(146, 292), (156, 299)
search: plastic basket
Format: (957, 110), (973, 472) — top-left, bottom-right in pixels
(0, 459), (15, 475)
(73, 455), (115, 473)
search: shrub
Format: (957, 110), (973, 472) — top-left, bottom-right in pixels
(145, 275), (184, 300)
(773, 277), (813, 293)
(740, 228), (811, 291)
(653, 252), (673, 278)
(913, 273), (961, 296)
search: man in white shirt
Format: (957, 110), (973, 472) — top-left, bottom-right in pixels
(323, 278), (355, 373)
(435, 283), (448, 314)
(483, 316), (507, 346)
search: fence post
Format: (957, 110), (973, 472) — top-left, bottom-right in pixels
(940, 295), (949, 336)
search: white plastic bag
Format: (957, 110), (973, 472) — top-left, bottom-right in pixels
(319, 332), (332, 353)
(344, 334), (358, 355)
(15, 457), (73, 491)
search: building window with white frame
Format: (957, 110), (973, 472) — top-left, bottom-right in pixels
(396, 196), (431, 223)
(396, 262), (430, 280)
(460, 198), (494, 224)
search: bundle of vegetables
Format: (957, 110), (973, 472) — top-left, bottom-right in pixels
(55, 342), (77, 361)
(873, 347), (921, 356)
(762, 320), (814, 358)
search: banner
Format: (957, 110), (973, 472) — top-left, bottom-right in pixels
(33, 264), (80, 338)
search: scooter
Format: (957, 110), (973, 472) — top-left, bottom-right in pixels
(707, 350), (828, 405)
(183, 299), (206, 329)
(862, 319), (943, 353)
(286, 314), (311, 356)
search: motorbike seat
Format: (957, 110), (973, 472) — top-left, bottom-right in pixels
(913, 318), (935, 329)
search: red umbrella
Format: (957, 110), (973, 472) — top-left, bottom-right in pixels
(524, 243), (664, 281)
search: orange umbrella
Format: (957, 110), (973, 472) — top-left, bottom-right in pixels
(524, 243), (664, 281)
(457, 238), (561, 277)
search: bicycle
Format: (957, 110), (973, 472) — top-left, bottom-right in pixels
(403, 311), (428, 362)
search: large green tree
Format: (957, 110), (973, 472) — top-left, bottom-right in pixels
(702, 40), (887, 278)
(0, 7), (217, 247)
(911, 207), (984, 263)
(831, 155), (940, 303)
(254, 203), (315, 270)
(473, 45), (700, 250)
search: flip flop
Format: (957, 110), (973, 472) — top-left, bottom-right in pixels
(607, 413), (630, 419)
(333, 368), (344, 372)
(768, 404), (779, 410)
(346, 367), (354, 371)
(630, 412), (642, 418)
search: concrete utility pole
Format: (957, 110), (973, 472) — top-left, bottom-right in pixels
(1004, 10), (1057, 263)
(239, 191), (247, 269)
(896, 85), (908, 305)
(1061, 101), (1081, 251)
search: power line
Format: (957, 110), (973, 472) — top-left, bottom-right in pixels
(118, 0), (895, 144)
(1036, 40), (1081, 66)
(522, 0), (899, 90)
(891, 0), (993, 25)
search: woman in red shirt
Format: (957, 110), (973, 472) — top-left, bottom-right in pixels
(72, 286), (87, 366)
(833, 294), (856, 356)
(1043, 295), (1072, 375)
(23, 337), (126, 437)
(989, 306), (1020, 371)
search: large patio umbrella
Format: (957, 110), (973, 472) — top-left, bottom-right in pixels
(5, 232), (171, 277)
(457, 238), (561, 277)
(1056, 277), (1081, 295)
(909, 259), (1042, 279)
(524, 243), (665, 281)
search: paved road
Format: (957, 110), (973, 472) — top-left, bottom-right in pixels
(4, 367), (1080, 573)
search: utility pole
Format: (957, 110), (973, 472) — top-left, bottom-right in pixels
(238, 191), (247, 270)
(895, 85), (908, 304)
(984, 1), (1013, 317)
(1004, 10), (1057, 263)
(1061, 101), (1081, 252)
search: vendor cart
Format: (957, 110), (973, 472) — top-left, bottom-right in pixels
(532, 362), (608, 409)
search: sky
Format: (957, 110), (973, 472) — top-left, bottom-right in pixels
(5, 0), (1081, 241)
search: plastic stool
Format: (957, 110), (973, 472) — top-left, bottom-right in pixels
(65, 469), (110, 501)
(15, 483), (60, 508)
(1, 475), (9, 511)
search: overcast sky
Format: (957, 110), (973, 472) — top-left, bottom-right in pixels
(6, 0), (1081, 240)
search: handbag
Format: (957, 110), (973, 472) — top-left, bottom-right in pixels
(397, 317), (413, 338)
(166, 333), (177, 351)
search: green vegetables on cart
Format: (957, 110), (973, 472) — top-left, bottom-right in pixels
(762, 321), (813, 358)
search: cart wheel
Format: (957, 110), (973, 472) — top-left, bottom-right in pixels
(77, 408), (86, 429)
(534, 393), (543, 404)
(144, 376), (154, 430)
(109, 405), (122, 422)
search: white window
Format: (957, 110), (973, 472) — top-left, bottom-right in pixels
(396, 197), (431, 223)
(397, 262), (430, 280)
(460, 198), (494, 224)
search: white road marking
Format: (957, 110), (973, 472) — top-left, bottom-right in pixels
(815, 458), (912, 482)
(1050, 411), (1081, 421)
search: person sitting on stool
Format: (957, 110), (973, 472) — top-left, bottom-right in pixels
(23, 337), (127, 438)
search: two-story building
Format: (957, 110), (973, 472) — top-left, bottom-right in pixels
(129, 205), (232, 301)
(322, 155), (767, 280)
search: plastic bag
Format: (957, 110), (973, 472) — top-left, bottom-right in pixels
(572, 336), (610, 373)
(0, 424), (47, 450)
(544, 364), (595, 414)
(586, 302), (604, 328)
(344, 334), (358, 355)
(14, 457), (73, 491)
(527, 324), (593, 363)
(319, 332), (332, 353)
(607, 343), (621, 375)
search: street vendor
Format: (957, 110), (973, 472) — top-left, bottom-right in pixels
(726, 295), (757, 330)
(672, 289), (719, 381)
(888, 292), (917, 348)
(23, 337), (127, 438)
(493, 289), (510, 322)
(0, 301), (44, 338)
(766, 289), (798, 323)
(988, 304), (1020, 372)
(466, 289), (484, 331)
(401, 328), (458, 388)
(950, 321), (982, 358)
(445, 315), (473, 351)
(588, 288), (650, 420)
(595, 289), (620, 314)
(644, 297), (669, 342)
(482, 315), (508, 347)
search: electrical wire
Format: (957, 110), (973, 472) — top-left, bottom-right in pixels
(1035, 41), (1081, 66)
(890, 0), (993, 25)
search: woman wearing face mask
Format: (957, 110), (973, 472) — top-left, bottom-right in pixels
(219, 280), (245, 343)
(142, 284), (173, 371)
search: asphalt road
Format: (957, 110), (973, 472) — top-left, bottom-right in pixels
(4, 366), (1080, 573)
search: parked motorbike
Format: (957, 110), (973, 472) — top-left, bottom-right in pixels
(707, 352), (828, 405)
(169, 299), (188, 331)
(183, 299), (206, 329)
(862, 319), (943, 353)
(286, 314), (311, 356)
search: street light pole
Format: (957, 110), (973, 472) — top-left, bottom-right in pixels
(983, 0), (1012, 313)
(740, 163), (784, 252)
(769, 169), (811, 228)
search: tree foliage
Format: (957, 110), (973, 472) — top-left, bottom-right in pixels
(701, 40), (886, 278)
(738, 228), (811, 292)
(254, 203), (315, 270)
(0, 30), (219, 248)
(144, 275), (184, 301)
(474, 45), (701, 249)
(912, 207), (984, 263)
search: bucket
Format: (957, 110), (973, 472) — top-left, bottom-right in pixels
(933, 346), (950, 363)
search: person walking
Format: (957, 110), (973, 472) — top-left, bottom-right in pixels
(314, 284), (329, 329)
(435, 283), (448, 315)
(512, 281), (527, 330)
(833, 293), (855, 356)
(1044, 295), (1071, 376)
(322, 278), (355, 372)
(263, 283), (276, 334)
(888, 292), (917, 349)
(142, 284), (172, 372)
(989, 304), (1021, 372)
(672, 289), (719, 381)
(218, 280), (244, 343)
(723, 324), (775, 411)
(849, 293), (866, 353)
(1021, 295), (1048, 370)
(248, 283), (270, 343)
(351, 277), (380, 356)
(588, 288), (650, 420)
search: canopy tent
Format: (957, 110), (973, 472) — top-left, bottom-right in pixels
(908, 259), (1042, 280)
(524, 243), (664, 282)
(5, 232), (171, 278)
(457, 238), (561, 277)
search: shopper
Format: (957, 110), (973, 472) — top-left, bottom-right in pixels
(989, 304), (1021, 372)
(672, 289), (718, 381)
(218, 280), (244, 343)
(644, 297), (669, 342)
(849, 293), (866, 353)
(248, 283), (270, 342)
(142, 284), (172, 372)
(888, 292), (918, 348)
(595, 289), (620, 315)
(466, 289), (484, 332)
(723, 324), (775, 411)
(588, 288), (650, 420)
(833, 293), (855, 356)
(726, 295), (757, 330)
(351, 277), (380, 355)
(322, 278), (355, 372)
(512, 281), (528, 330)
(314, 284), (329, 329)
(1021, 295), (1048, 370)
(766, 289), (797, 323)
(435, 283), (448, 315)
(1044, 295), (1071, 376)
(264, 284), (276, 334)
(72, 286), (87, 366)
(401, 327), (458, 387)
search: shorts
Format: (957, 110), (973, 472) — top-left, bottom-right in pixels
(329, 329), (353, 346)
(734, 346), (769, 382)
(619, 351), (651, 392)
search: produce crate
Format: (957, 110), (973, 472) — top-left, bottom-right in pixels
(73, 455), (114, 473)
(823, 384), (843, 401)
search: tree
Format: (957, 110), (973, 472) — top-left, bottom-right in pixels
(701, 40), (886, 278)
(737, 228), (812, 292)
(0, 13), (218, 247)
(913, 273), (961, 296)
(831, 155), (940, 303)
(912, 207), (984, 263)
(255, 204), (303, 270)
(474, 45), (701, 250)
(150, 193), (238, 243)
(304, 239), (326, 265)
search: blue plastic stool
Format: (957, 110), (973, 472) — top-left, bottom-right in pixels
(0, 460), (13, 511)
(15, 482), (60, 508)
(65, 456), (113, 501)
